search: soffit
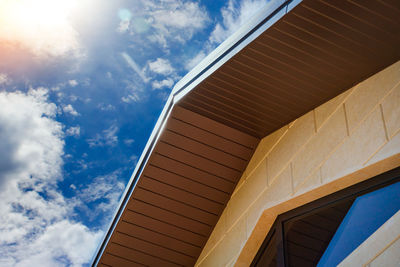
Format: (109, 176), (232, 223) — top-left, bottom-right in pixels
(180, 0), (400, 138)
(96, 0), (400, 266)
(99, 106), (258, 266)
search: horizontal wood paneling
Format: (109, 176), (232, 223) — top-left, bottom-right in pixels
(99, 0), (400, 265)
(180, 0), (400, 138)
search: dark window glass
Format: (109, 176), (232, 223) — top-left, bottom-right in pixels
(285, 199), (353, 266)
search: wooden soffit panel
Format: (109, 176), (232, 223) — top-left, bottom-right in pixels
(180, 0), (400, 138)
(95, 0), (400, 266)
(98, 106), (258, 266)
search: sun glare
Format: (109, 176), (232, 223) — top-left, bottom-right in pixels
(0, 0), (80, 57)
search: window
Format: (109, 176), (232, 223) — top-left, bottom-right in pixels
(251, 167), (400, 267)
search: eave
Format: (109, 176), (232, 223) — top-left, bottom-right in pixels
(93, 0), (400, 266)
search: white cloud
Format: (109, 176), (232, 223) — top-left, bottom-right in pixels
(0, 89), (102, 266)
(147, 58), (177, 90)
(147, 32), (168, 48)
(63, 104), (79, 116)
(69, 94), (78, 102)
(0, 88), (62, 191)
(51, 86), (61, 92)
(117, 20), (130, 33)
(97, 103), (115, 111)
(10, 221), (102, 267)
(152, 2), (207, 29)
(87, 125), (118, 147)
(148, 58), (175, 75)
(210, 0), (268, 45)
(76, 159), (89, 171)
(68, 80), (78, 87)
(66, 126), (80, 137)
(120, 1), (209, 48)
(152, 78), (174, 90)
(0, 73), (9, 85)
(123, 139), (135, 146)
(185, 50), (206, 70)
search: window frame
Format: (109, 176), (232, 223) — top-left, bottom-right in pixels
(251, 166), (400, 267)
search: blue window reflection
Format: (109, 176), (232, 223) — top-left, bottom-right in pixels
(318, 181), (400, 266)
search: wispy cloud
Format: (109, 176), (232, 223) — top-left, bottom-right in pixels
(121, 79), (147, 103)
(87, 125), (118, 147)
(97, 103), (115, 111)
(210, 0), (269, 45)
(68, 80), (78, 87)
(121, 52), (149, 83)
(123, 139), (135, 146)
(121, 93), (140, 103)
(185, 0), (269, 71)
(149, 1), (209, 43)
(74, 170), (125, 223)
(66, 126), (80, 137)
(118, 1), (210, 49)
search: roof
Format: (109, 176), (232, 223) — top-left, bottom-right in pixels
(93, 0), (400, 265)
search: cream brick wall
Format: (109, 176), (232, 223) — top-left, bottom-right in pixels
(195, 60), (400, 267)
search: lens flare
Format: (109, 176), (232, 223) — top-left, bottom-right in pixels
(118, 8), (132, 22)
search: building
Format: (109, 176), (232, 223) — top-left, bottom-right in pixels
(93, 0), (400, 266)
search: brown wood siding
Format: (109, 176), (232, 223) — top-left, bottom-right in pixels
(180, 0), (400, 138)
(99, 106), (258, 266)
(98, 0), (400, 266)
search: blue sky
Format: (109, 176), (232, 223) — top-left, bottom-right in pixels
(0, 0), (271, 266)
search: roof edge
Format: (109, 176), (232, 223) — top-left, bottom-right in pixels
(91, 0), (302, 265)
(172, 0), (302, 102)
